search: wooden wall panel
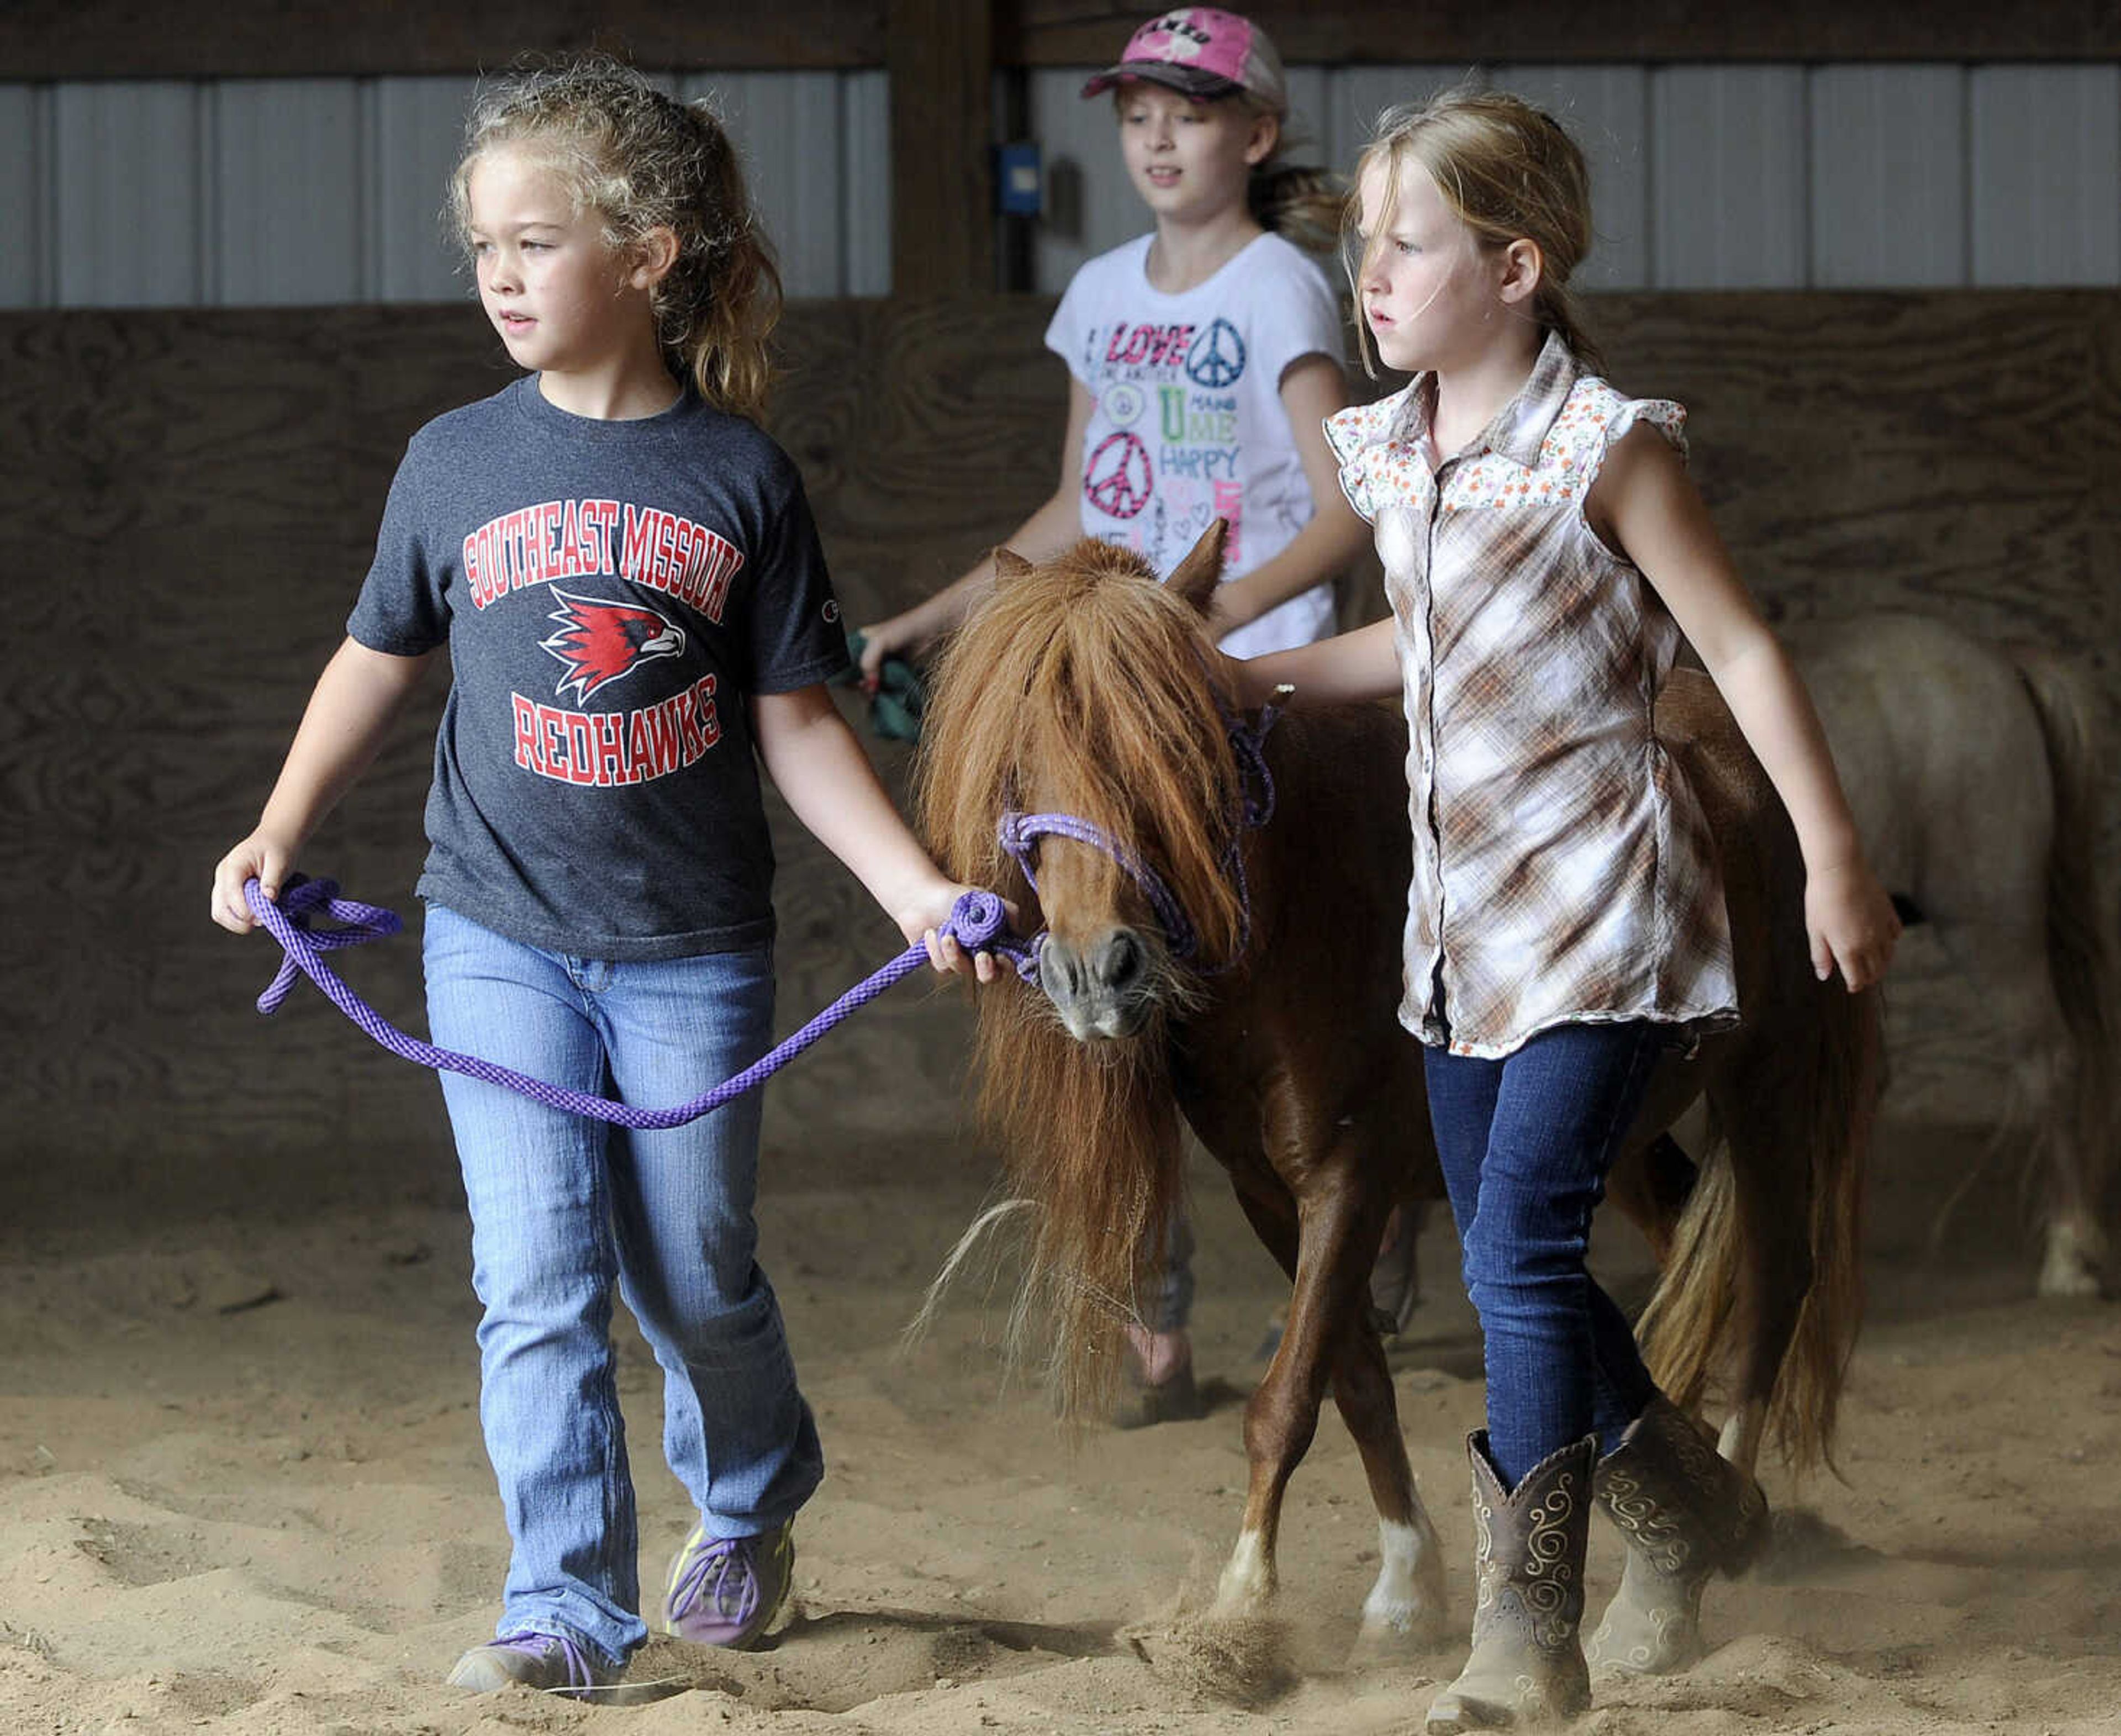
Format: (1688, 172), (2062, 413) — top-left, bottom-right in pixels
(3, 290), (2116, 1226)
(889, 0), (996, 294)
(17, 1), (2117, 80)
(1010, 2), (2121, 65)
(4, 2), (888, 78)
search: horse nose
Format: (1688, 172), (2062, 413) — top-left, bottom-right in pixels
(1091, 930), (1144, 995)
(1038, 927), (1153, 1039)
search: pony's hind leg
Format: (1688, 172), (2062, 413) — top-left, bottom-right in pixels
(1332, 1320), (1449, 1647)
(1934, 915), (2108, 1298)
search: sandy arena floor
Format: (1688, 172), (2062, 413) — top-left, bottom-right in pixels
(3, 936), (2117, 1735)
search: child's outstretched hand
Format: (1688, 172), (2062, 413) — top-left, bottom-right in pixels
(1804, 857), (1901, 993)
(839, 629), (926, 743)
(854, 616), (935, 695)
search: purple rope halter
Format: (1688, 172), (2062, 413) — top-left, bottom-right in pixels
(244, 875), (1030, 1130)
(999, 689), (1284, 973)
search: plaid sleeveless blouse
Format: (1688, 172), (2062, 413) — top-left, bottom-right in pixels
(1325, 332), (1739, 1059)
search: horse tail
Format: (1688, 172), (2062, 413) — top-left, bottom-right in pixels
(1629, 955), (1883, 1468)
(1639, 975), (1879, 1474)
(1633, 1137), (1739, 1423)
(2010, 643), (2121, 1222)
(1769, 973), (1879, 1470)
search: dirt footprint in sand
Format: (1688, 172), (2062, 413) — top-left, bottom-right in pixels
(1122, 1611), (1296, 1706)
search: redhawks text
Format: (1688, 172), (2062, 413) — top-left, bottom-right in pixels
(511, 674), (721, 787)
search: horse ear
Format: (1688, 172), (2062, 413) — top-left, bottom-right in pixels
(1165, 519), (1228, 618)
(991, 546), (1036, 585)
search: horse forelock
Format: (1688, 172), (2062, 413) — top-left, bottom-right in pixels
(917, 539), (1248, 965)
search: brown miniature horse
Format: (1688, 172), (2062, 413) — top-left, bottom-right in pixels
(915, 525), (1879, 1644)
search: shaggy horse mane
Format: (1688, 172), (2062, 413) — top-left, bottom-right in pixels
(915, 537), (1247, 963)
(912, 536), (1249, 1418)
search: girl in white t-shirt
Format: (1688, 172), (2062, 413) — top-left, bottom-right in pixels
(858, 6), (1370, 1416)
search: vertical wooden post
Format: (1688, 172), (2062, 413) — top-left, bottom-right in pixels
(888, 0), (995, 294)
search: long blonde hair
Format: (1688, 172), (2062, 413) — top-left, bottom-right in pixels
(1349, 84), (1601, 375)
(451, 56), (783, 421)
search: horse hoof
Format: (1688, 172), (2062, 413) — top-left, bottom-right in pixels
(2037, 1260), (2103, 1300)
(1352, 1609), (1448, 1660)
(2038, 1220), (2108, 1299)
(1113, 1362), (1208, 1429)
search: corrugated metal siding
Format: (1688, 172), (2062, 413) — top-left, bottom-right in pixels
(370, 76), (482, 302)
(1810, 65), (1966, 288)
(1970, 64), (2121, 285)
(212, 79), (365, 305)
(1, 70), (891, 307)
(1026, 62), (2120, 296)
(1651, 66), (1809, 288)
(51, 81), (207, 306)
(0, 84), (49, 304)
(1494, 65), (1649, 291)
(3, 64), (2116, 307)
(840, 69), (893, 297)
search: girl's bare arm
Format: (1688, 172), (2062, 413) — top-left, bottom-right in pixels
(210, 637), (439, 931)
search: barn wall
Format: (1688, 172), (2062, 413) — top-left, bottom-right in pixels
(3, 290), (2115, 1226)
(4, 62), (2118, 307)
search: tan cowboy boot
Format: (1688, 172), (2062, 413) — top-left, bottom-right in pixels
(1585, 1395), (1770, 1676)
(1426, 1432), (1596, 1732)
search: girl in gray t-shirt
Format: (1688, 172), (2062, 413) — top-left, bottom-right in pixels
(211, 57), (999, 1698)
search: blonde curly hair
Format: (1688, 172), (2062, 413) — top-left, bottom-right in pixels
(451, 55), (783, 421)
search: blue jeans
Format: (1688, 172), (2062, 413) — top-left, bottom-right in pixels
(423, 904), (824, 1665)
(1423, 1017), (1667, 1490)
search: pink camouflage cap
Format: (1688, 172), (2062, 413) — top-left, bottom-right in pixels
(1080, 7), (1289, 115)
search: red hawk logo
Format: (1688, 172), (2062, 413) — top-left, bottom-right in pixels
(540, 590), (686, 701)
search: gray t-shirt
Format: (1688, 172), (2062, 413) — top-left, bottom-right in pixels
(349, 377), (850, 960)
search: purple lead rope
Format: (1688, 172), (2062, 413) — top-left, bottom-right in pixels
(244, 699), (1281, 1128)
(244, 876), (1032, 1130)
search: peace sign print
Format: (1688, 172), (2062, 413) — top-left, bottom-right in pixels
(1085, 431), (1153, 519)
(1185, 319), (1246, 389)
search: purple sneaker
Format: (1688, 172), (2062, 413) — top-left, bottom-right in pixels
(445, 1628), (620, 1697)
(659, 1520), (794, 1649)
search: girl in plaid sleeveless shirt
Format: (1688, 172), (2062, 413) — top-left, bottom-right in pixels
(1227, 87), (1899, 1730)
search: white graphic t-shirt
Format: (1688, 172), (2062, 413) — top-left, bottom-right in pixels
(1044, 230), (1346, 657)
